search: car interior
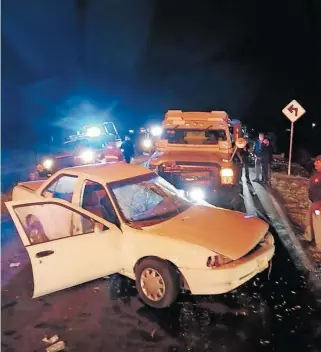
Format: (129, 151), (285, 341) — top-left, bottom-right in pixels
(81, 182), (119, 226)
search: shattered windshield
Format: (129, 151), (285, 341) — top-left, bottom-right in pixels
(162, 129), (227, 145)
(110, 174), (191, 224)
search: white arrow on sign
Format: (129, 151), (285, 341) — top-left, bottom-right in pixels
(282, 99), (306, 122)
(282, 99), (306, 176)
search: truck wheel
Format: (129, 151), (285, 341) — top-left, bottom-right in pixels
(135, 258), (180, 309)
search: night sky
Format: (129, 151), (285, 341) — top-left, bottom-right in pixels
(2, 0), (321, 154)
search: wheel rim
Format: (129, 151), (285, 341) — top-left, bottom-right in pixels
(140, 268), (166, 302)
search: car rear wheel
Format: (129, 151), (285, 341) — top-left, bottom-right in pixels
(135, 258), (180, 309)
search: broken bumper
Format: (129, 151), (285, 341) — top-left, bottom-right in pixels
(179, 243), (275, 295)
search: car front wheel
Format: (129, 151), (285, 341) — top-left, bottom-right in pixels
(135, 258), (180, 309)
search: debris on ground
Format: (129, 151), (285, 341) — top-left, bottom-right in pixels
(45, 340), (65, 352)
(93, 287), (100, 292)
(42, 335), (59, 344)
(9, 262), (20, 268)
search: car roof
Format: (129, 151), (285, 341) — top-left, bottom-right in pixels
(59, 163), (153, 183)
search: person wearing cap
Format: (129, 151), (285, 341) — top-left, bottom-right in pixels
(305, 155), (321, 245)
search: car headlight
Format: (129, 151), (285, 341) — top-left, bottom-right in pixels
(80, 149), (95, 163)
(151, 126), (163, 137)
(189, 187), (205, 202)
(206, 254), (233, 268)
(220, 168), (234, 185)
(262, 232), (274, 245)
(43, 159), (54, 170)
(142, 139), (152, 149)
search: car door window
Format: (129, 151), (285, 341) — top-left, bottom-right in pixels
(13, 203), (103, 245)
(81, 180), (119, 225)
(43, 175), (78, 202)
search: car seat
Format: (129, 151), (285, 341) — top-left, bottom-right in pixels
(82, 191), (108, 221)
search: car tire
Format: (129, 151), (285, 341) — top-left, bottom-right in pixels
(135, 258), (180, 309)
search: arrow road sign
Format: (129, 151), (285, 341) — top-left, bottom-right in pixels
(282, 100), (306, 176)
(282, 100), (306, 122)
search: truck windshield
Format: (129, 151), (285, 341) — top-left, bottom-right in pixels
(110, 174), (191, 225)
(162, 129), (227, 145)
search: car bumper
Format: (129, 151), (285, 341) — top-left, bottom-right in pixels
(179, 243), (275, 295)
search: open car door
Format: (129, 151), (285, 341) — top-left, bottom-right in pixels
(6, 199), (123, 298)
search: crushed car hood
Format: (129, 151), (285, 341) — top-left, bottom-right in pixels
(144, 205), (269, 260)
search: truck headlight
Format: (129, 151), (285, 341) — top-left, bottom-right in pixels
(220, 168), (234, 184)
(189, 187), (205, 201)
(80, 149), (95, 163)
(142, 139), (152, 149)
(43, 159), (54, 170)
(151, 125), (163, 137)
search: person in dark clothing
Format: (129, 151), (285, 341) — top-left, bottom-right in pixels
(121, 135), (135, 163)
(239, 141), (251, 182)
(261, 138), (273, 184)
(308, 155), (321, 202)
(253, 133), (265, 182)
(305, 155), (321, 244)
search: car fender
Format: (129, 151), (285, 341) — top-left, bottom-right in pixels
(121, 225), (214, 276)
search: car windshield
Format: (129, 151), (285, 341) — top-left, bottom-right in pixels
(162, 129), (227, 145)
(110, 174), (191, 224)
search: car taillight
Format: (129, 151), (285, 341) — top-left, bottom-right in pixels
(206, 255), (232, 268)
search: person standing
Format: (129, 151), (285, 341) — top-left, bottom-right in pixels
(261, 138), (273, 184)
(305, 155), (321, 244)
(253, 133), (265, 182)
(239, 140), (251, 182)
(121, 135), (135, 163)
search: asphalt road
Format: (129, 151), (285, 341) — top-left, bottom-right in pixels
(2, 176), (321, 352)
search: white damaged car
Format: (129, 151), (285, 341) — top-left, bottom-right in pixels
(6, 163), (275, 308)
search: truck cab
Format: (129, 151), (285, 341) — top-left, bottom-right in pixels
(146, 110), (243, 207)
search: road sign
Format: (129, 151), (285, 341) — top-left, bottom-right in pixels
(282, 100), (306, 175)
(282, 99), (306, 122)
